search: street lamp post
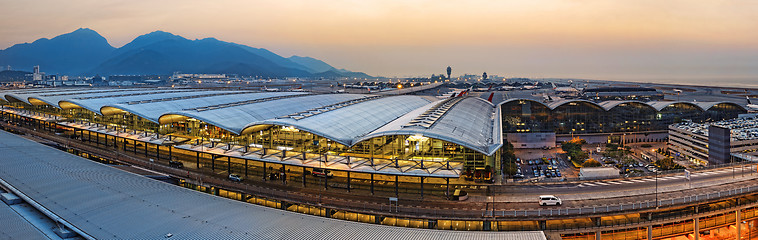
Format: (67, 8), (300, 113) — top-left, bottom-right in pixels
(655, 170), (659, 209)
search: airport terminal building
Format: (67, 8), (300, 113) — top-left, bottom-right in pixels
(0, 88), (502, 194)
(0, 87), (747, 184)
(500, 99), (746, 148)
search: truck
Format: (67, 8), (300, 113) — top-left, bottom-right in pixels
(579, 167), (620, 180)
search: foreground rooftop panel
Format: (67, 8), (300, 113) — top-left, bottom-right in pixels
(0, 202), (51, 240)
(0, 130), (544, 239)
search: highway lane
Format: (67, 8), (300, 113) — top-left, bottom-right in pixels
(491, 167), (758, 203)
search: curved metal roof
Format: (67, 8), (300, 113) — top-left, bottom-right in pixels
(162, 94), (367, 135)
(695, 101), (747, 112)
(547, 99), (604, 110)
(648, 101), (704, 111)
(497, 98), (550, 109)
(7, 88), (149, 106)
(360, 97), (501, 155)
(58, 89), (233, 114)
(104, 91), (304, 123)
(256, 95), (436, 146)
(598, 100), (657, 111)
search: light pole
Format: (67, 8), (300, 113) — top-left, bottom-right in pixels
(655, 170), (659, 209)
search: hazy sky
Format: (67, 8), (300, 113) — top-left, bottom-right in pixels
(1, 0), (757, 81)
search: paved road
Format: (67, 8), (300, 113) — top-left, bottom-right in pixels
(488, 167), (757, 204)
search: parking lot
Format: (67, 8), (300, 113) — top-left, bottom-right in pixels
(512, 142), (669, 182)
(512, 148), (577, 181)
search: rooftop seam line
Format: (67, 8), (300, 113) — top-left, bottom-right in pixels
(185, 93), (310, 112)
(72, 90), (196, 100)
(124, 91), (256, 105)
(279, 95), (383, 120)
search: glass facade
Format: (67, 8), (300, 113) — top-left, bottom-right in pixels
(606, 102), (657, 132)
(656, 103), (702, 126)
(166, 120), (496, 170)
(501, 99), (551, 132)
(551, 101), (604, 134)
(500, 100), (747, 134)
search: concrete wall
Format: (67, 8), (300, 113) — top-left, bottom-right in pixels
(506, 132), (556, 149)
(709, 125), (731, 164)
(556, 131), (668, 144)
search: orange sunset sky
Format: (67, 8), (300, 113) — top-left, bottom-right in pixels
(1, 0), (757, 81)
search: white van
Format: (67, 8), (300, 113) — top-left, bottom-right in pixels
(539, 195), (562, 206)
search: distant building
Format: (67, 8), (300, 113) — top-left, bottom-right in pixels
(32, 65), (44, 81)
(708, 125), (731, 164)
(582, 87), (663, 101)
(170, 73), (227, 83)
(669, 117), (758, 165)
(108, 75), (168, 86)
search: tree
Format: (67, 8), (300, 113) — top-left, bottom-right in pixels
(583, 158), (602, 167)
(562, 138), (589, 166)
(654, 157), (684, 170)
(500, 142), (518, 176)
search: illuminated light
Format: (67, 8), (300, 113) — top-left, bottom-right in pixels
(281, 126), (299, 132)
(407, 134), (428, 142)
(397, 84), (403, 89)
(277, 146), (294, 151)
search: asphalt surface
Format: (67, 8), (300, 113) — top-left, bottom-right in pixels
(488, 166), (757, 205)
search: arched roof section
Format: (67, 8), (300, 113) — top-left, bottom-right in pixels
(103, 92), (304, 123)
(162, 94), (368, 135)
(600, 100), (657, 112)
(648, 101), (704, 111)
(3, 94), (29, 104)
(28, 97), (58, 106)
(497, 98), (549, 109)
(57, 90), (241, 118)
(696, 101), (747, 112)
(5, 88), (151, 108)
(357, 97), (502, 155)
(547, 99), (604, 110)
(253, 95), (437, 146)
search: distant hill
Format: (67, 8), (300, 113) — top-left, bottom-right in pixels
(0, 28), (115, 75)
(0, 29), (371, 78)
(0, 70), (31, 82)
(288, 56), (336, 73)
(312, 69), (373, 79)
(90, 32), (312, 77)
(288, 56), (371, 78)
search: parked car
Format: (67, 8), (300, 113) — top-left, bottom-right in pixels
(539, 195), (562, 206)
(228, 174), (243, 182)
(311, 168), (333, 178)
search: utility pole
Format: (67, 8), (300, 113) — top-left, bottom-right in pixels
(655, 171), (659, 209)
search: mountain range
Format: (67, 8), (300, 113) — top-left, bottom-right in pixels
(0, 28), (371, 78)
